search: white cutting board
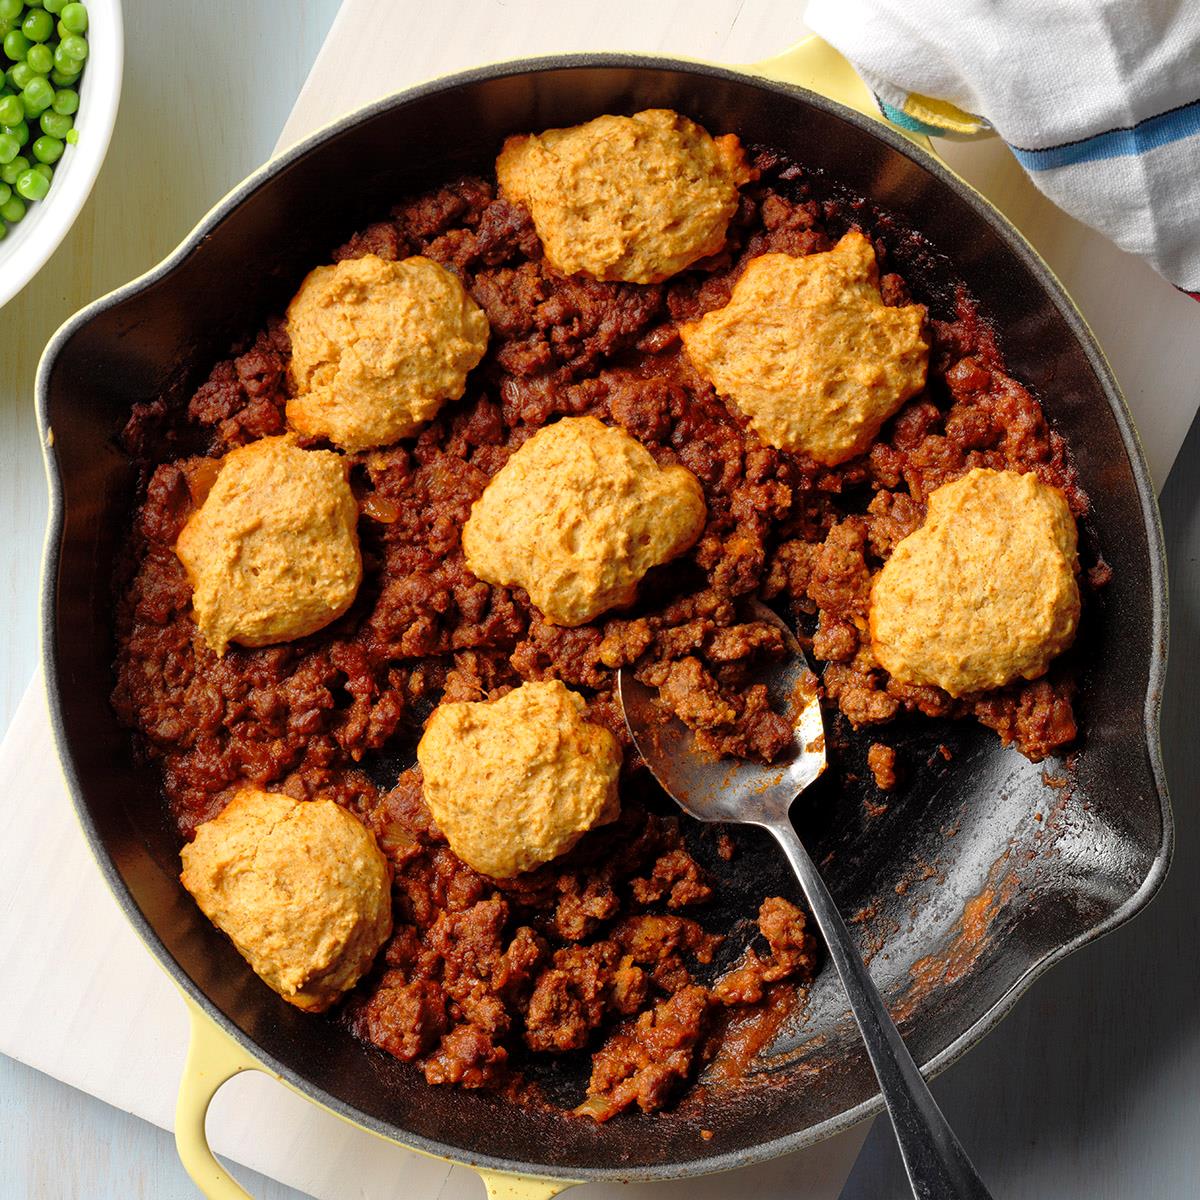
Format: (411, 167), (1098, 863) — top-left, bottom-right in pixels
(2, 3), (1196, 1199)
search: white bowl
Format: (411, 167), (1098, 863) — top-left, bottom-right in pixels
(0, 0), (123, 309)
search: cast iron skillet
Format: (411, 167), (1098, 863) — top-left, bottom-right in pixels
(38, 49), (1171, 1190)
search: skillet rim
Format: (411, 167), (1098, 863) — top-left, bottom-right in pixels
(35, 51), (1173, 1183)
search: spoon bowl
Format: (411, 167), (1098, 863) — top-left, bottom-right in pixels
(618, 601), (824, 825)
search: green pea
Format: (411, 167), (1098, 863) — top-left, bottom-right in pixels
(21, 8), (54, 43)
(0, 93), (21, 125)
(22, 75), (52, 113)
(0, 151), (27, 182)
(51, 86), (77, 114)
(3, 29), (30, 60)
(61, 3), (88, 34)
(39, 107), (70, 137)
(8, 61), (36, 89)
(3, 118), (28, 144)
(27, 43), (54, 75)
(44, 0), (68, 12)
(0, 0), (21, 23)
(15, 164), (48, 200)
(0, 192), (25, 222)
(64, 125), (75, 143)
(0, 181), (9, 204)
(32, 159), (50, 179)
(59, 33), (87, 61)
(0, 221), (7, 239)
(0, 131), (18, 163)
(52, 42), (80, 72)
(31, 132), (61, 162)
(20, 93), (47, 122)
(50, 66), (79, 86)
(0, 19), (14, 40)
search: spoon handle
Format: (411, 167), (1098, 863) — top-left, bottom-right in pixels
(766, 820), (995, 1200)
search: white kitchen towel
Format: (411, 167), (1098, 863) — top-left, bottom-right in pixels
(805, 0), (1200, 297)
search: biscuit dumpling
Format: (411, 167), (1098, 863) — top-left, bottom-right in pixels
(869, 468), (1080, 698)
(174, 435), (362, 656)
(180, 788), (393, 1012)
(679, 232), (929, 466)
(497, 109), (754, 284)
(417, 680), (621, 879)
(461, 415), (706, 626)
(286, 253), (489, 452)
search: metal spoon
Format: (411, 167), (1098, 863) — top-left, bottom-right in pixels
(618, 601), (994, 1200)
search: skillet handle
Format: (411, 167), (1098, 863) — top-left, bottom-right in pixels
(475, 1169), (574, 1199)
(174, 993), (577, 1200)
(752, 36), (885, 123)
(750, 36), (985, 153)
(175, 994), (266, 1200)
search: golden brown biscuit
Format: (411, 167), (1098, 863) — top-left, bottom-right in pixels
(496, 109), (753, 284)
(175, 435), (361, 656)
(462, 415), (706, 626)
(869, 468), (1080, 697)
(417, 680), (621, 878)
(286, 253), (489, 451)
(180, 788), (392, 1011)
(679, 232), (929, 465)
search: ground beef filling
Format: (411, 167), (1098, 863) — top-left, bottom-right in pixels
(355, 772), (814, 1117)
(113, 150), (1092, 1116)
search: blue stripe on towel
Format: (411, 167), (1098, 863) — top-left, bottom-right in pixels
(1009, 96), (1200, 169)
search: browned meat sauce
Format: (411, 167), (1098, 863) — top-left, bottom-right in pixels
(113, 146), (1092, 1118)
(867, 742), (898, 791)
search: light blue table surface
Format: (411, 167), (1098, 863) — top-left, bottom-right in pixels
(1, 2), (1197, 1197)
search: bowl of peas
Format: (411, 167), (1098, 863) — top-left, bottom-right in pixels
(0, 0), (121, 308)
